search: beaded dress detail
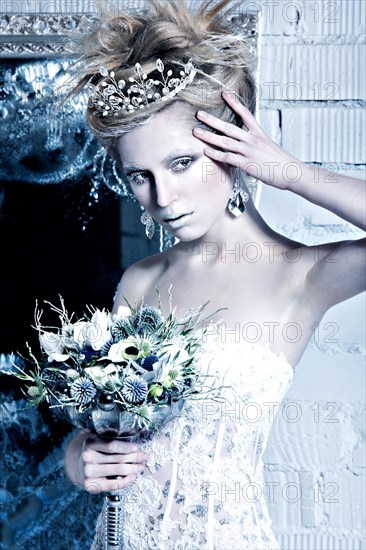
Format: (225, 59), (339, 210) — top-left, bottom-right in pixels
(91, 326), (294, 550)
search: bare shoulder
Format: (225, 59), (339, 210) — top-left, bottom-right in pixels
(112, 249), (171, 313)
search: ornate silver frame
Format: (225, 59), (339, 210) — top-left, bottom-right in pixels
(0, 7), (259, 58)
(0, 14), (95, 57)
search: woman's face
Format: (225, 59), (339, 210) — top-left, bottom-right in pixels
(117, 102), (233, 242)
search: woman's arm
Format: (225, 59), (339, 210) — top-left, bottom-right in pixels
(285, 164), (365, 231)
(194, 91), (365, 231)
(193, 92), (366, 309)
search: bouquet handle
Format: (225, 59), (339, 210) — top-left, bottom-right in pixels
(104, 491), (126, 549)
(102, 432), (140, 550)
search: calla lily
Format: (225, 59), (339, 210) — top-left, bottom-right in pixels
(91, 309), (111, 349)
(72, 321), (88, 348)
(71, 310), (111, 351)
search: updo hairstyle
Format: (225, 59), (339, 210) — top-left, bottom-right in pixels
(69, 0), (257, 159)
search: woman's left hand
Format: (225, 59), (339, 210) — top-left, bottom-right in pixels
(193, 91), (304, 191)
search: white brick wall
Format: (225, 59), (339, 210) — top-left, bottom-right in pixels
(258, 1), (365, 548)
(281, 107), (365, 163)
(260, 44), (366, 101)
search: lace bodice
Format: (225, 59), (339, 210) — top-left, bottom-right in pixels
(91, 327), (294, 550)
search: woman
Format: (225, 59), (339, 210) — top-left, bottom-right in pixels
(65, 1), (365, 548)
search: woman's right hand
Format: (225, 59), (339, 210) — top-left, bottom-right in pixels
(65, 430), (148, 494)
(81, 435), (148, 494)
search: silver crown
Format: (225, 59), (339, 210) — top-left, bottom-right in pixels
(88, 58), (197, 117)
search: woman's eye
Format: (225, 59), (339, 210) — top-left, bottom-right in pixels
(127, 171), (149, 185)
(171, 157), (192, 172)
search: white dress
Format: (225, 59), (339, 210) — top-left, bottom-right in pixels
(91, 325), (294, 550)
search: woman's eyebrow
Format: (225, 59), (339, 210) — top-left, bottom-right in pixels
(123, 149), (198, 173)
(123, 162), (144, 173)
(164, 149), (196, 165)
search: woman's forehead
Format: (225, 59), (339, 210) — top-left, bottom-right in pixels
(117, 103), (200, 165)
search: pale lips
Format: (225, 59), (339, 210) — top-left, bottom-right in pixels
(164, 212), (193, 223)
(163, 212), (193, 229)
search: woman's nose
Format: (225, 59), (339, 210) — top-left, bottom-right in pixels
(154, 175), (178, 208)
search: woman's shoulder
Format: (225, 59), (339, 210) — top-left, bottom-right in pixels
(125, 248), (172, 276)
(113, 249), (173, 309)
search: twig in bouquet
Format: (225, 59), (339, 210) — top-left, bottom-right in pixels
(85, 303), (98, 317)
(33, 298), (79, 335)
(163, 285), (206, 327)
(167, 284), (173, 315)
(1, 344), (48, 406)
(44, 295), (72, 323)
(183, 357), (231, 402)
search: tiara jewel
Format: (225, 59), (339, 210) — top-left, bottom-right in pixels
(88, 58), (196, 117)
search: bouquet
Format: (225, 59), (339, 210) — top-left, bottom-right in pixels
(2, 295), (221, 549)
(4, 295), (218, 437)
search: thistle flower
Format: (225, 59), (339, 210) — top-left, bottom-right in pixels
(28, 386), (42, 398)
(111, 317), (134, 340)
(70, 377), (97, 405)
(135, 306), (163, 335)
(100, 338), (114, 357)
(122, 375), (148, 403)
(66, 369), (80, 380)
(42, 368), (64, 384)
(168, 369), (179, 380)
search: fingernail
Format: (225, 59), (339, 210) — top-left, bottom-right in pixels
(205, 147), (215, 155)
(197, 110), (208, 119)
(193, 127), (203, 135)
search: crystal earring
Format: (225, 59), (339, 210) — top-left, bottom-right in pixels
(140, 207), (155, 239)
(227, 178), (249, 217)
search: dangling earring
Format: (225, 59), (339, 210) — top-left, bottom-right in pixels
(140, 207), (155, 240)
(227, 178), (249, 217)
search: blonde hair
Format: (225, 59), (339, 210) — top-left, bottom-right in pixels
(68, 0), (257, 159)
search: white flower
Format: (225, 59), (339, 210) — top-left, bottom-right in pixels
(159, 343), (190, 365)
(87, 309), (111, 351)
(115, 306), (132, 319)
(39, 332), (69, 362)
(155, 360), (184, 387)
(72, 321), (89, 348)
(72, 310), (111, 351)
(51, 353), (71, 362)
(84, 363), (118, 388)
(107, 337), (142, 362)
